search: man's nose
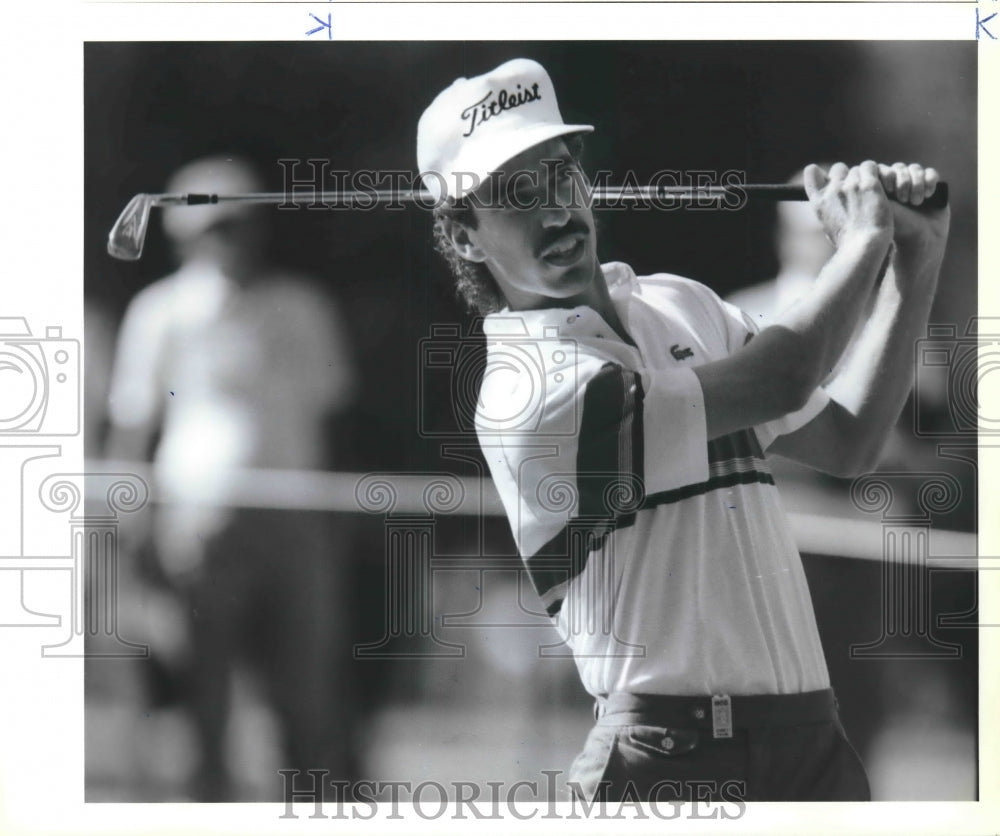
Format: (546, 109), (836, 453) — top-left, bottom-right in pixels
(540, 171), (585, 227)
(539, 196), (572, 227)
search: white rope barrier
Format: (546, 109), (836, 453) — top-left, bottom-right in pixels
(83, 460), (977, 567)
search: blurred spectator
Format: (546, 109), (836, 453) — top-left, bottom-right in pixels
(84, 299), (116, 454)
(105, 155), (359, 800)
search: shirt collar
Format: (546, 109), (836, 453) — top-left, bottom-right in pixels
(482, 261), (639, 342)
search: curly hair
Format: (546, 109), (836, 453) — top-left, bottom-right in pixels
(431, 200), (505, 316)
(431, 134), (587, 316)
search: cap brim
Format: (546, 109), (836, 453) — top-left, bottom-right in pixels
(438, 121), (594, 200)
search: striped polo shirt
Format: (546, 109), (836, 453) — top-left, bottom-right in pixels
(476, 261), (831, 697)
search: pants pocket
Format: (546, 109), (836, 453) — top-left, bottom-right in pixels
(626, 724), (699, 757)
(566, 725), (619, 802)
(616, 724), (748, 802)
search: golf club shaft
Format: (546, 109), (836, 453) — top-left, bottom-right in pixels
(107, 181), (950, 260)
(150, 183), (949, 208)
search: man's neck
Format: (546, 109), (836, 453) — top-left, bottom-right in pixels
(508, 262), (635, 346)
(582, 279), (635, 347)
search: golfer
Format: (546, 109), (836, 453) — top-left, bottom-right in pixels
(417, 58), (949, 802)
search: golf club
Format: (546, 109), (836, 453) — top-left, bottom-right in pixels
(107, 182), (949, 261)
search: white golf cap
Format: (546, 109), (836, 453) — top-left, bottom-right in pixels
(162, 155), (263, 242)
(417, 58), (593, 203)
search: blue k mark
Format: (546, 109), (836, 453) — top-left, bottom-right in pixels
(306, 12), (333, 39)
(977, 7), (997, 39)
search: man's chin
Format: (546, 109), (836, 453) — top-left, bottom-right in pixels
(545, 255), (597, 295)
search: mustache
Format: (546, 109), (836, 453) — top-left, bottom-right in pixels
(536, 220), (590, 256)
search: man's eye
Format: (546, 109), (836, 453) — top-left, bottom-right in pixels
(506, 187), (539, 205)
(558, 166), (584, 186)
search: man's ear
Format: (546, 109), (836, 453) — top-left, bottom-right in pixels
(442, 216), (487, 263)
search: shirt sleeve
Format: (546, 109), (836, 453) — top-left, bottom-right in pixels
(700, 284), (832, 450)
(106, 286), (170, 431)
(638, 366), (710, 492)
(477, 346), (709, 559)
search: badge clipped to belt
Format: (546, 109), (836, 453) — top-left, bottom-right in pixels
(711, 694), (733, 738)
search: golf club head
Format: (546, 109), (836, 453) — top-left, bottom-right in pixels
(107, 193), (153, 261)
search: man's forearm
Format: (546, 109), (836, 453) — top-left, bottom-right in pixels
(822, 250), (942, 470)
(731, 229), (893, 417)
(695, 229), (893, 440)
(770, 230), (894, 398)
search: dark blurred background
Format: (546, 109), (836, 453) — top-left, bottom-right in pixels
(84, 42), (978, 801)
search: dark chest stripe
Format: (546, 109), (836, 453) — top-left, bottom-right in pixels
(576, 363), (646, 519)
(523, 391), (772, 615)
(708, 424), (767, 464)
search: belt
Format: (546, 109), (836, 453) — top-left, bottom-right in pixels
(594, 689), (837, 738)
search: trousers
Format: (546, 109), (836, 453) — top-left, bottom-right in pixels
(567, 689), (871, 802)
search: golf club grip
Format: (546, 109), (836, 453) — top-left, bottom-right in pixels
(744, 182), (949, 209)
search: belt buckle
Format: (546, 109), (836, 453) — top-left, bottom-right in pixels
(711, 694), (733, 739)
